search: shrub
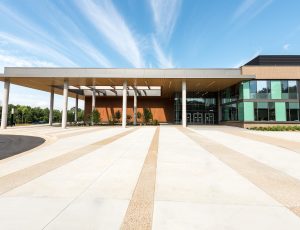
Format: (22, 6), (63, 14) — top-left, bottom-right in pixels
(115, 110), (121, 123)
(91, 109), (101, 125)
(126, 114), (132, 122)
(152, 119), (159, 126)
(137, 111), (142, 119)
(249, 125), (300, 131)
(143, 108), (153, 124)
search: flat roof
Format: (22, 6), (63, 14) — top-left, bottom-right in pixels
(244, 55), (300, 66)
(0, 67), (255, 98)
(3, 67), (249, 79)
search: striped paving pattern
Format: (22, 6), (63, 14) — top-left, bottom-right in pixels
(121, 127), (160, 230)
(180, 127), (300, 218)
(1, 125), (300, 229)
(221, 128), (300, 154)
(0, 128), (137, 195)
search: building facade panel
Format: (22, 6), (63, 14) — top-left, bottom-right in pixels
(85, 96), (173, 123)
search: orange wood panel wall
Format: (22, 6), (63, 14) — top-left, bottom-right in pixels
(85, 96), (174, 123)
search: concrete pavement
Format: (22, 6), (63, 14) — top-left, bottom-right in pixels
(0, 125), (300, 229)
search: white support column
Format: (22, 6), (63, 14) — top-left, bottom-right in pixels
(122, 81), (127, 128)
(133, 89), (137, 126)
(91, 88), (96, 125)
(1, 79), (10, 129)
(182, 80), (187, 127)
(75, 94), (78, 123)
(49, 87), (54, 126)
(61, 79), (68, 129)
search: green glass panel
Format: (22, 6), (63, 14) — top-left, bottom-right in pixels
(275, 102), (286, 121)
(271, 80), (282, 99)
(239, 84), (243, 99)
(289, 102), (299, 109)
(241, 81), (250, 99)
(238, 102), (244, 121)
(257, 102), (268, 109)
(244, 102), (254, 121)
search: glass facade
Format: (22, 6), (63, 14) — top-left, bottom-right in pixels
(174, 80), (299, 124)
(221, 80), (300, 123)
(174, 92), (217, 124)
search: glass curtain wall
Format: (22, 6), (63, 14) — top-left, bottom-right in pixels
(174, 92), (217, 124)
(221, 80), (300, 123)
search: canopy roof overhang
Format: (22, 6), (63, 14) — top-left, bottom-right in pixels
(1, 67), (255, 98)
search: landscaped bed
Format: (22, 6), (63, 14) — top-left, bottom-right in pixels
(249, 126), (300, 131)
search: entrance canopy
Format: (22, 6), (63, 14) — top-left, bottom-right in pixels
(1, 67), (255, 98)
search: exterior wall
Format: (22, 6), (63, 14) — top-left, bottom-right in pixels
(222, 79), (300, 124)
(221, 121), (300, 128)
(85, 96), (174, 123)
(242, 66), (300, 79)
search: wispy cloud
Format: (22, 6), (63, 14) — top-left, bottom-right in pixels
(71, 39), (112, 68)
(150, 0), (182, 42)
(152, 37), (174, 68)
(77, 0), (144, 68)
(0, 52), (56, 73)
(232, 50), (261, 68)
(0, 32), (76, 66)
(45, 2), (112, 68)
(0, 3), (70, 56)
(233, 0), (256, 20)
(283, 43), (290, 50)
(149, 0), (181, 68)
(232, 0), (273, 22)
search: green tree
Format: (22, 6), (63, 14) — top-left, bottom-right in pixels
(115, 110), (121, 123)
(93, 109), (101, 125)
(143, 108), (153, 124)
(77, 109), (84, 121)
(137, 111), (142, 123)
(53, 110), (61, 123)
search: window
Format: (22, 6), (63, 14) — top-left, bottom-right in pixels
(255, 102), (268, 121)
(281, 80), (288, 99)
(288, 81), (298, 99)
(269, 102), (275, 121)
(222, 103), (238, 121)
(286, 102), (299, 121)
(282, 80), (298, 99)
(254, 102), (275, 121)
(249, 80), (271, 99)
(250, 81), (257, 99)
(256, 81), (271, 99)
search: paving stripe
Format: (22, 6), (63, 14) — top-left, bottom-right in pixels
(56, 126), (108, 139)
(179, 127), (300, 218)
(0, 127), (110, 164)
(221, 129), (300, 154)
(121, 127), (160, 230)
(0, 128), (137, 195)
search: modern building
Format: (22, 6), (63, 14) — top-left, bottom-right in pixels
(1, 55), (300, 129)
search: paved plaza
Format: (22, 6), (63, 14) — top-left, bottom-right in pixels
(0, 125), (300, 229)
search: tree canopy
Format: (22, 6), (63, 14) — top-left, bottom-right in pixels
(0, 104), (84, 125)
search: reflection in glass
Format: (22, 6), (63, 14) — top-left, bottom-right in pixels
(288, 81), (298, 99)
(286, 102), (300, 121)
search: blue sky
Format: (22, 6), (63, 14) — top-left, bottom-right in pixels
(0, 0), (300, 109)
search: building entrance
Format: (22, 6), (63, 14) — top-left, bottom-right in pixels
(204, 113), (214, 125)
(174, 92), (219, 125)
(192, 112), (203, 124)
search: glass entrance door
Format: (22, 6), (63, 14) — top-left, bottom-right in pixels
(204, 113), (214, 125)
(187, 113), (192, 123)
(192, 112), (203, 124)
